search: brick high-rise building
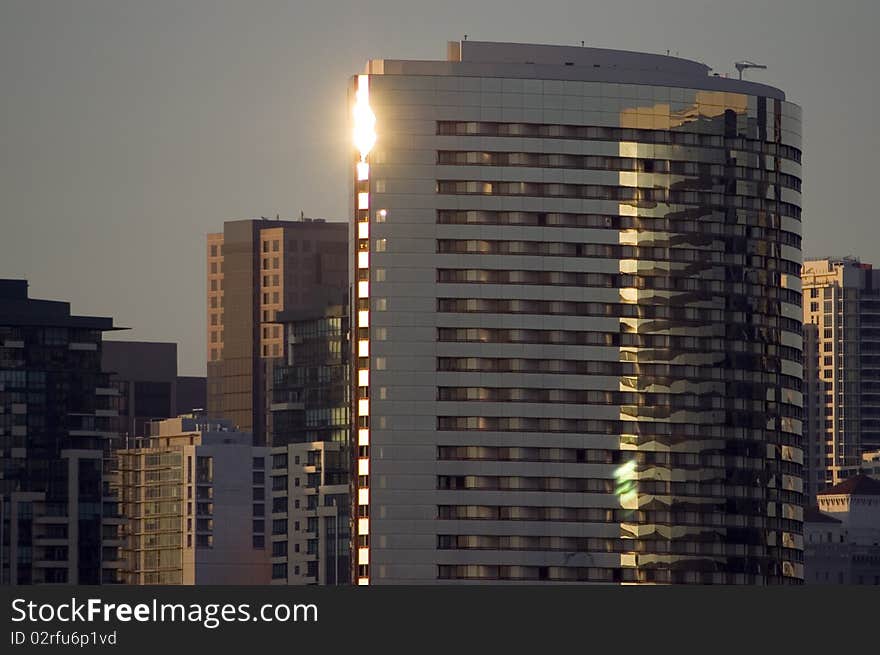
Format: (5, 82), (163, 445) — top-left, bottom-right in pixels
(206, 218), (347, 445)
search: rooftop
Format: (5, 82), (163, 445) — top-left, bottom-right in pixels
(803, 507), (843, 524)
(150, 412), (239, 437)
(0, 279), (28, 300)
(817, 474), (880, 497)
(365, 40), (786, 101)
(0, 278), (119, 331)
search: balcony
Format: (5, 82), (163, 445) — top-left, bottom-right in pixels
(69, 342), (98, 351)
(33, 537), (69, 547)
(270, 401), (304, 411)
(33, 560), (70, 569)
(96, 387), (121, 396)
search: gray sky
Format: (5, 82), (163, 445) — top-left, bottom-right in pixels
(1, 0), (877, 375)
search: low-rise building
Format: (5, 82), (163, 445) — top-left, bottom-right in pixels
(804, 475), (880, 584)
(269, 441), (349, 585)
(113, 413), (270, 584)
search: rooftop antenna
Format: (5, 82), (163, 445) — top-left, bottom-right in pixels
(735, 60), (767, 80)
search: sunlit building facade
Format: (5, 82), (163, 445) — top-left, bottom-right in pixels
(206, 218), (347, 444)
(351, 41), (804, 584)
(802, 258), (880, 500)
(113, 413), (270, 585)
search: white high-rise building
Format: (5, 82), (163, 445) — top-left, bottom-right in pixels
(351, 41), (804, 584)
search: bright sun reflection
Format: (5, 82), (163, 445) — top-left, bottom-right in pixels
(353, 74), (376, 162)
(614, 459), (638, 507)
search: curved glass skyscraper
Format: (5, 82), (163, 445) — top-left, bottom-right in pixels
(351, 41), (803, 584)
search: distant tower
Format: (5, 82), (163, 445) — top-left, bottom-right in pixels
(802, 258), (880, 500)
(206, 218), (347, 445)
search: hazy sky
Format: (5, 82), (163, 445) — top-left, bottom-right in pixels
(1, 0), (878, 375)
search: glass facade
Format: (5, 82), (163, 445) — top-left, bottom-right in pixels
(353, 43), (803, 584)
(0, 279), (122, 585)
(206, 220), (347, 446)
(269, 304), (352, 585)
(272, 304), (350, 446)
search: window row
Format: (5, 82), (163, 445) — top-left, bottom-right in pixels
(437, 356), (803, 390)
(436, 180), (801, 219)
(437, 565), (781, 584)
(438, 535), (776, 556)
(436, 326), (798, 358)
(436, 151), (801, 191)
(436, 268), (802, 305)
(436, 121), (802, 164)
(436, 211), (802, 249)
(436, 239), (802, 275)
(437, 474), (777, 499)
(437, 298), (804, 335)
(442, 505), (802, 532)
(437, 446), (788, 472)
(436, 415), (801, 438)
(437, 387), (796, 414)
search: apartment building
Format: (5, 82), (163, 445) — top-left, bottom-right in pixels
(206, 218), (347, 444)
(0, 279), (123, 585)
(350, 40), (804, 584)
(802, 257), (880, 498)
(114, 413), (270, 584)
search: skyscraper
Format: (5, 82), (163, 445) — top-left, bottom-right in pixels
(350, 41), (804, 584)
(0, 279), (123, 584)
(206, 218), (347, 445)
(802, 257), (880, 499)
